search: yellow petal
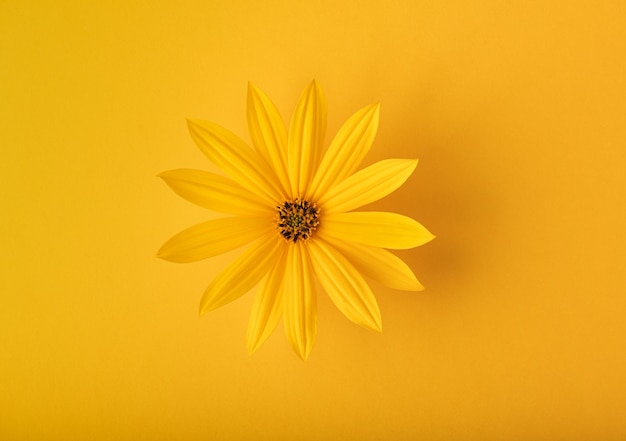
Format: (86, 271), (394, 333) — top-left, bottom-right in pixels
(309, 103), (379, 201)
(308, 239), (382, 331)
(187, 119), (281, 205)
(287, 80), (327, 197)
(157, 217), (271, 263)
(321, 212), (435, 249)
(199, 233), (281, 314)
(247, 83), (290, 198)
(283, 243), (317, 360)
(246, 244), (287, 355)
(319, 159), (418, 215)
(318, 234), (423, 291)
(158, 169), (272, 216)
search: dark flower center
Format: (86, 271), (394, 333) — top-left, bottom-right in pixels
(276, 198), (320, 243)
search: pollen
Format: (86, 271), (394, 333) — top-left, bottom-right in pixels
(276, 198), (320, 243)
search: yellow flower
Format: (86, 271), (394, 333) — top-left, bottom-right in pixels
(157, 81), (434, 360)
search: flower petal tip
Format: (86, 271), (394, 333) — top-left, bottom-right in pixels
(155, 250), (184, 263)
(198, 294), (216, 316)
(369, 320), (383, 333)
(403, 278), (425, 292)
(309, 79), (325, 96)
(406, 158), (419, 175)
(155, 247), (172, 261)
(246, 82), (256, 97)
(156, 171), (173, 181)
(296, 348), (312, 361)
(186, 118), (203, 130)
(246, 344), (258, 356)
(366, 311), (383, 332)
(361, 313), (383, 333)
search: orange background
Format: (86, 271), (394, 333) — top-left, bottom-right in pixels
(2, 1), (626, 439)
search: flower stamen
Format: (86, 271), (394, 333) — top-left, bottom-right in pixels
(276, 198), (320, 243)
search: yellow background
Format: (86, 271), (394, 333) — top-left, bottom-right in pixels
(2, 1), (625, 439)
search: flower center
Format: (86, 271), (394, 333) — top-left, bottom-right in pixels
(276, 198), (320, 243)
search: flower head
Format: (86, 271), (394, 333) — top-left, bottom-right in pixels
(158, 81), (434, 360)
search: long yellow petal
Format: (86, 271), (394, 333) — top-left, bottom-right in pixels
(287, 80), (327, 197)
(309, 103), (379, 201)
(308, 239), (382, 332)
(245, 244), (287, 355)
(283, 243), (317, 360)
(199, 233), (281, 314)
(158, 217), (271, 263)
(187, 119), (281, 205)
(318, 234), (423, 291)
(321, 212), (435, 249)
(158, 169), (272, 216)
(247, 83), (290, 199)
(319, 159), (418, 215)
